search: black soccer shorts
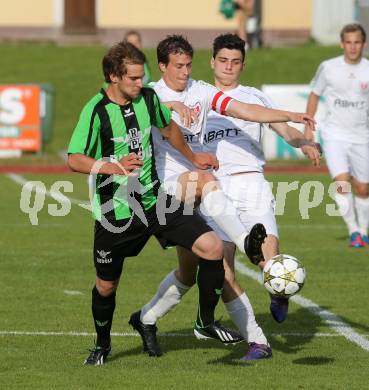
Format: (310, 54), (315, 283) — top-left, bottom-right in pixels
(93, 197), (212, 281)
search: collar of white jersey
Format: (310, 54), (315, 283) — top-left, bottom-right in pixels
(219, 84), (243, 95)
(340, 55), (364, 67)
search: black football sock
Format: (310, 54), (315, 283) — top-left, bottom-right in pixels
(196, 259), (225, 327)
(91, 286), (116, 349)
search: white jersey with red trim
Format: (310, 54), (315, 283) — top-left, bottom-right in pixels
(202, 85), (275, 176)
(310, 55), (369, 143)
(152, 78), (233, 176)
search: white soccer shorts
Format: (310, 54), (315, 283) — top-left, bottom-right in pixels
(201, 172), (278, 242)
(323, 139), (369, 183)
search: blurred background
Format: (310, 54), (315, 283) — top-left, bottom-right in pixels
(0, 0), (368, 47)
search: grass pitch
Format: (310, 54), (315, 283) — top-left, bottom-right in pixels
(1, 173), (368, 390)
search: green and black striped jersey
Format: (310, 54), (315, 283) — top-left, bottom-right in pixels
(68, 87), (171, 221)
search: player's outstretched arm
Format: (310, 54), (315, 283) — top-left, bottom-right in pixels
(271, 122), (321, 167)
(225, 99), (316, 127)
(160, 119), (218, 169)
(68, 153), (142, 175)
(304, 92), (320, 141)
(163, 101), (198, 128)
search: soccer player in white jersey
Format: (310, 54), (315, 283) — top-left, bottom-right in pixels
(305, 24), (369, 248)
(203, 33), (320, 326)
(134, 34), (319, 361)
(128, 34), (318, 358)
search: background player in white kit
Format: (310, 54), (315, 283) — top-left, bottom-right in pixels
(305, 24), (369, 248)
(129, 34), (319, 360)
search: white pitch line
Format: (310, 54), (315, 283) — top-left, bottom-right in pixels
(1, 330), (368, 338)
(235, 258), (369, 352)
(279, 224), (345, 230)
(6, 173), (91, 210)
(0, 331), (139, 337)
(64, 290), (84, 296)
(0, 331), (191, 338)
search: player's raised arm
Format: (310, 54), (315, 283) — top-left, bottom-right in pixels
(159, 119), (219, 170)
(225, 99), (316, 127)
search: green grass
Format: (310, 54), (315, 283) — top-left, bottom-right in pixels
(0, 41), (342, 162)
(1, 173), (369, 389)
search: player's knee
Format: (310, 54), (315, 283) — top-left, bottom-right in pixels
(208, 236), (224, 259)
(199, 170), (215, 182)
(193, 233), (223, 260)
(96, 280), (117, 297)
(97, 286), (115, 297)
(197, 171), (217, 191)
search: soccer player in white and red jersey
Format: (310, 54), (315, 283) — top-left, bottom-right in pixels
(201, 34), (319, 358)
(201, 33), (320, 329)
(128, 34), (319, 360)
(305, 23), (369, 248)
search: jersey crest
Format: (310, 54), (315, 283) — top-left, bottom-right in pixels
(360, 82), (368, 92)
(128, 127), (141, 153)
(190, 101), (202, 116)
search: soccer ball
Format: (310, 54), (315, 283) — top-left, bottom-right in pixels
(263, 254), (306, 297)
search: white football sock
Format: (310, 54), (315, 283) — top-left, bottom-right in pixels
(354, 196), (369, 236)
(334, 192), (359, 234)
(200, 190), (247, 253)
(140, 271), (190, 325)
(224, 293), (268, 345)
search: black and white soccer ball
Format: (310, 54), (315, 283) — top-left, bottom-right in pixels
(263, 254), (306, 297)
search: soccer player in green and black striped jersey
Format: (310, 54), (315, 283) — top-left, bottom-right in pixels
(68, 41), (230, 365)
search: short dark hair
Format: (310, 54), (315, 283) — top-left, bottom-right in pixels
(157, 35), (194, 65)
(340, 23), (366, 42)
(213, 34), (246, 62)
(102, 41), (146, 83)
